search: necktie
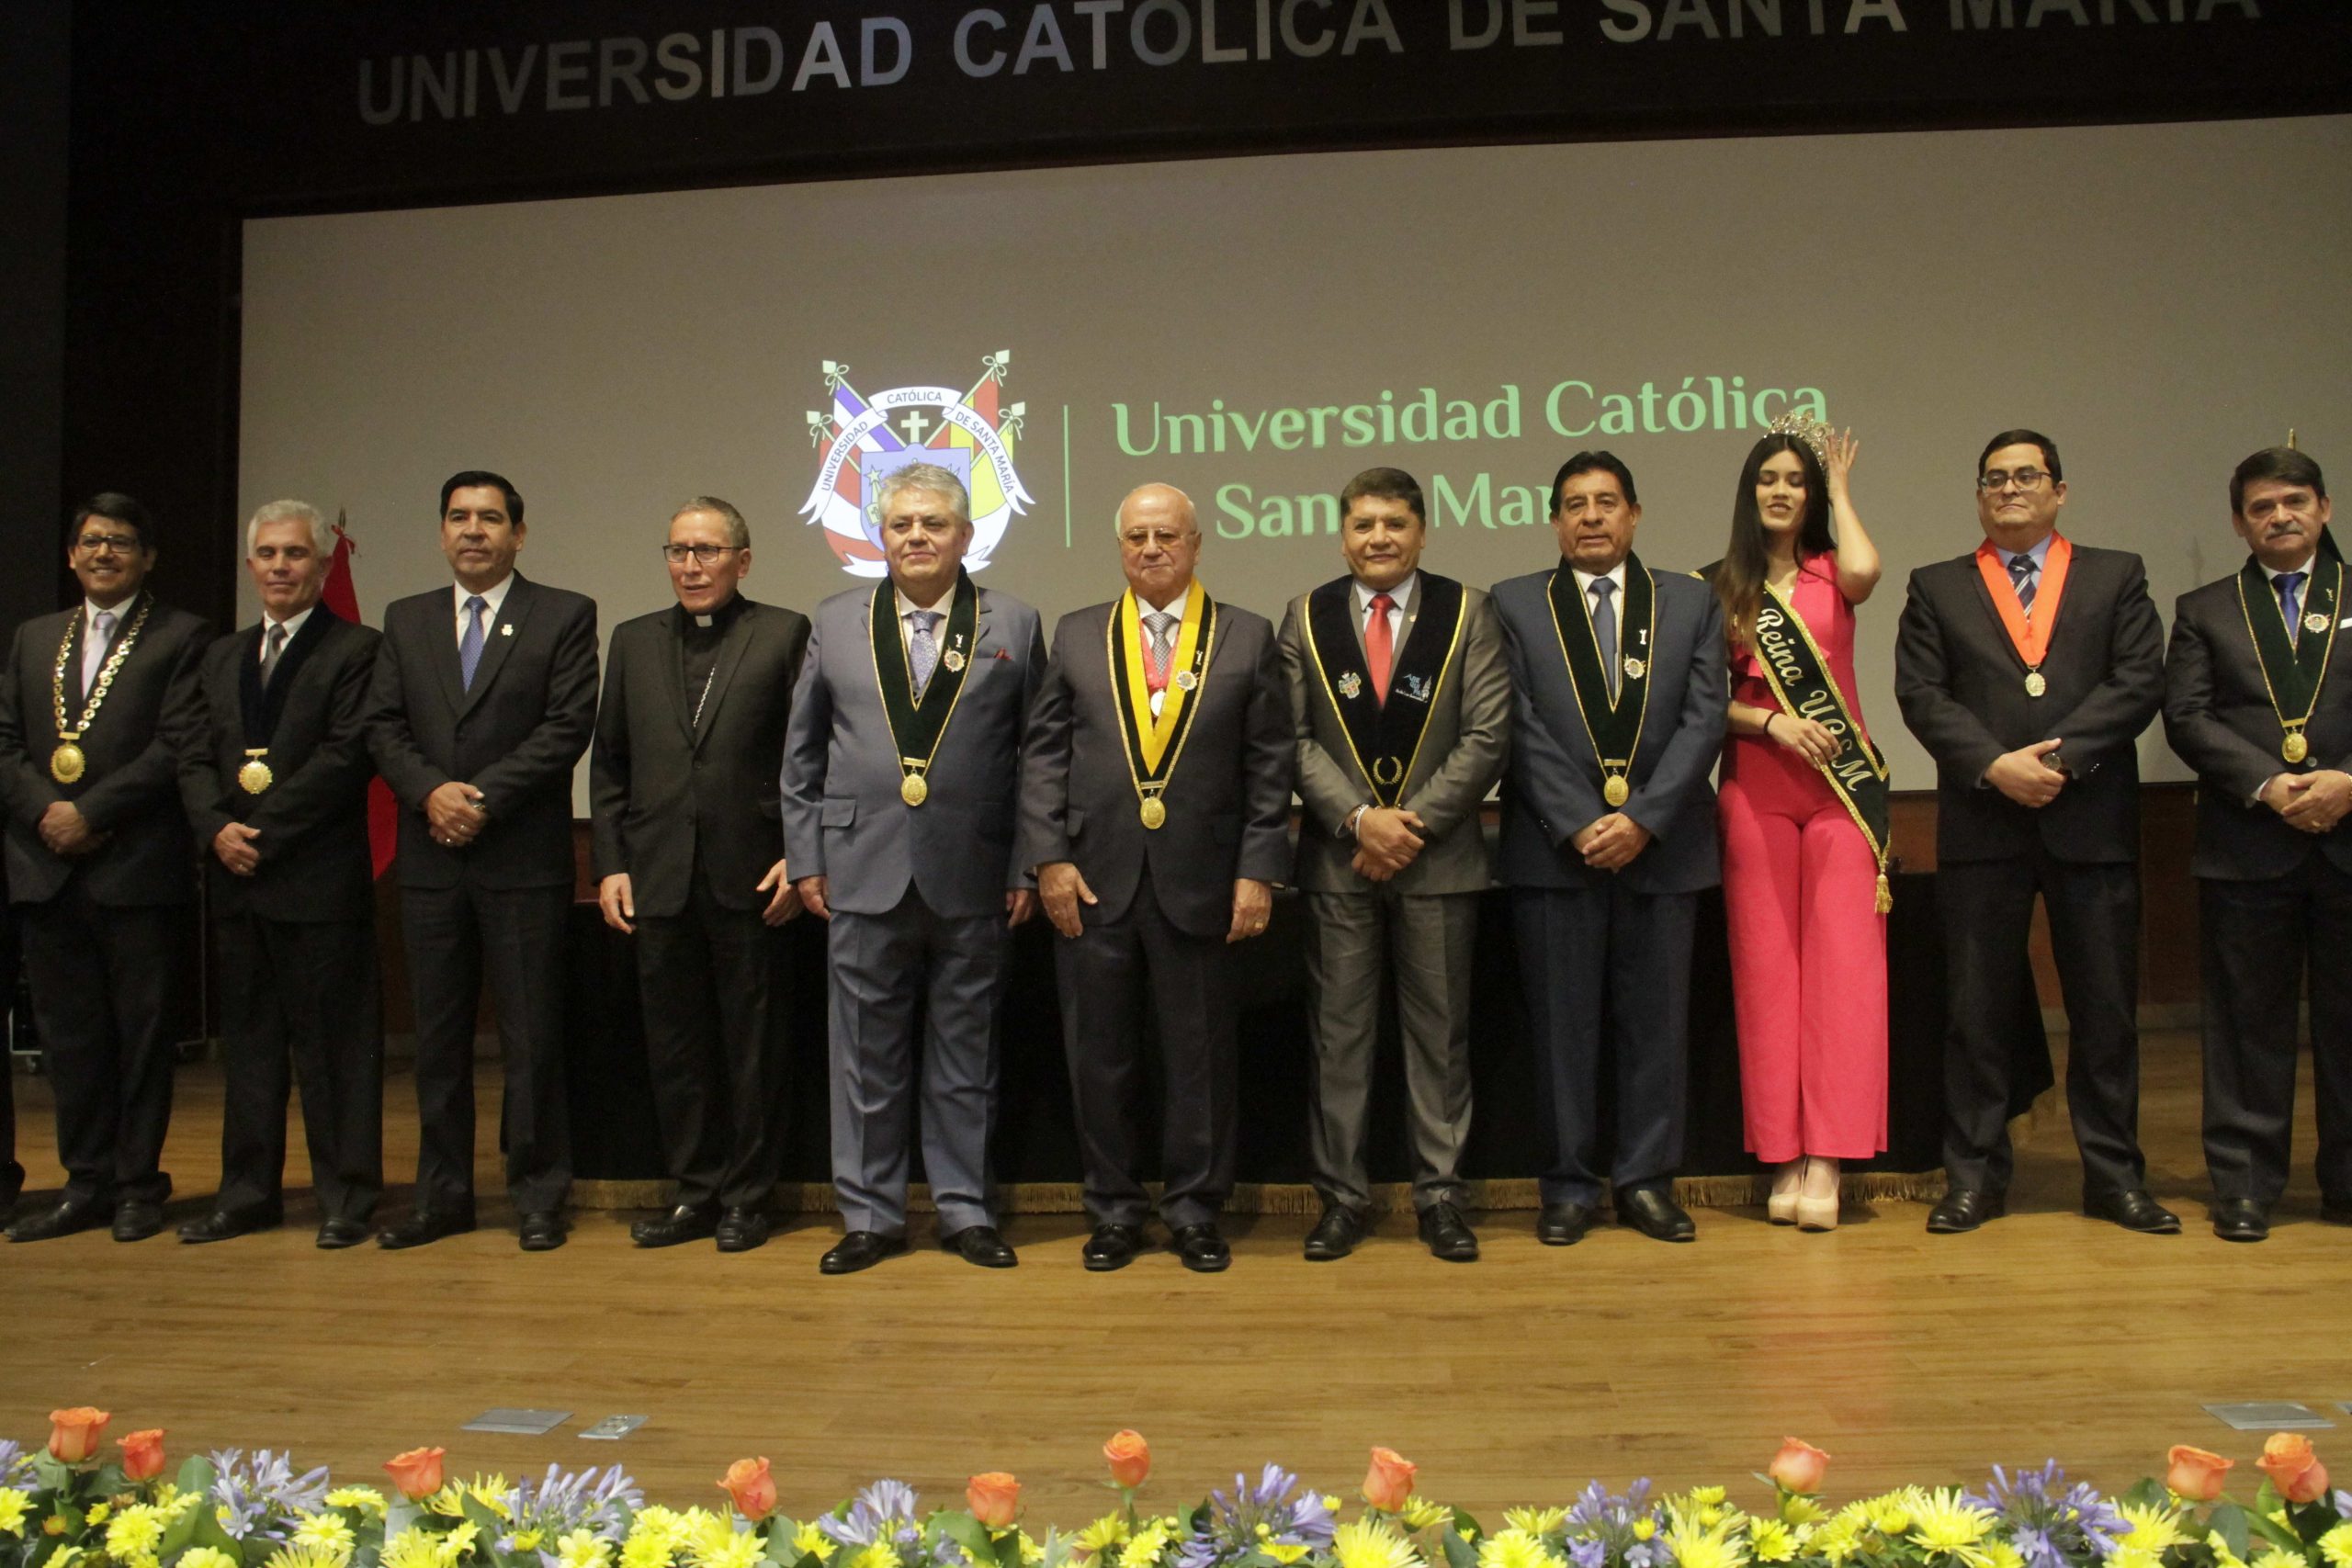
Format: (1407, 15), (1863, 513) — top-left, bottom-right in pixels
(459, 595), (487, 690)
(1366, 592), (1396, 705)
(1144, 610), (1177, 692)
(1589, 579), (1619, 700)
(2009, 554), (2038, 613)
(260, 623), (288, 690)
(908, 609), (940, 697)
(84, 609), (117, 700)
(2278, 570), (2306, 648)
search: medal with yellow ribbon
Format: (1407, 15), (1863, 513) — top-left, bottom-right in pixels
(870, 571), (978, 807)
(1546, 558), (1654, 812)
(237, 749), (275, 795)
(1107, 586), (1216, 830)
(2235, 551), (2340, 767)
(48, 594), (153, 784)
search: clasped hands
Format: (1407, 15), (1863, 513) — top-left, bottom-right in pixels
(1572, 811), (1652, 872)
(1038, 861), (1270, 943)
(425, 780), (488, 847)
(1351, 805), (1425, 882)
(37, 800), (105, 857)
(1985, 739), (2068, 807)
(2261, 770), (2352, 835)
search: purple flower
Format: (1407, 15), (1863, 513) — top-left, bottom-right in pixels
(820, 1482), (922, 1549)
(209, 1450), (333, 1544)
(1972, 1463), (2123, 1568)
(1174, 1464), (1335, 1568)
(1568, 1540), (1607, 1568)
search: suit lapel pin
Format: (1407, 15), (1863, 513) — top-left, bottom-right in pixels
(501, 623), (514, 637)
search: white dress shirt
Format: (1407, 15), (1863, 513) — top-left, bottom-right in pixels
(452, 574), (515, 642)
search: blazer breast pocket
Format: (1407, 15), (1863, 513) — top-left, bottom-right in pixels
(820, 797), (857, 829)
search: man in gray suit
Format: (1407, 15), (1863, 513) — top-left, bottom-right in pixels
(1019, 483), (1293, 1272)
(593, 497), (809, 1253)
(782, 462), (1046, 1274)
(1492, 451), (1727, 1247)
(1279, 467), (1509, 1263)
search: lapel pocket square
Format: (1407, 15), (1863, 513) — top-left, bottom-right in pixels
(992, 647), (1012, 660)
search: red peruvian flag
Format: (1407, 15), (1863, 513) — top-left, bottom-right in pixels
(322, 511), (400, 879)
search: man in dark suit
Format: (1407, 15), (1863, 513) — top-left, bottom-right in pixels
(1492, 451), (1726, 1247)
(1019, 482), (1293, 1272)
(2163, 446), (2352, 1242)
(177, 500), (384, 1247)
(592, 496), (808, 1254)
(783, 462), (1046, 1274)
(366, 469), (598, 1251)
(0, 885), (17, 1224)
(0, 492), (210, 1243)
(1280, 467), (1509, 1263)
(1894, 428), (2172, 1235)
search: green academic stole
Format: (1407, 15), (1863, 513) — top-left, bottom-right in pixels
(1107, 586), (1217, 829)
(1302, 574), (1466, 808)
(870, 570), (978, 806)
(1545, 556), (1654, 809)
(1749, 582), (1895, 913)
(2234, 552), (2342, 765)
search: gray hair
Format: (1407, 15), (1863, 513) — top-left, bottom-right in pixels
(246, 499), (334, 558)
(1114, 482), (1198, 535)
(673, 495), (751, 549)
(873, 462), (971, 527)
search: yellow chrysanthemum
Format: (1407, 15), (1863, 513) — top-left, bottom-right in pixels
(1020, 1533), (1046, 1566)
(514, 1532), (548, 1553)
(85, 1505), (111, 1527)
(1748, 1521), (1796, 1563)
(2317, 1525), (2352, 1568)
(1073, 1515), (1129, 1556)
(1633, 1519), (1657, 1543)
(1689, 1491), (1727, 1509)
(2253, 1551), (2310, 1568)
(1264, 1547), (1309, 1565)
(1663, 1519), (1747, 1568)
(468, 1481), (514, 1520)
(48, 1550), (82, 1568)
(1399, 1500), (1451, 1533)
(558, 1529), (615, 1568)
(850, 1542), (903, 1568)
(1326, 1499), (1346, 1515)
(2112, 1503), (2187, 1556)
(1986, 1543), (2024, 1568)
(105, 1506), (169, 1561)
(382, 1528), (451, 1568)
(2107, 1547), (2159, 1568)
(1504, 1510), (1566, 1539)
(2215, 1545), (2250, 1568)
(1475, 1527), (1558, 1568)
(325, 1489), (386, 1517)
(181, 1548), (241, 1568)
(1907, 1490), (1996, 1568)
(1779, 1497), (1826, 1529)
(793, 1523), (841, 1562)
(693, 1529), (765, 1568)
(266, 1543), (356, 1568)
(1863, 1495), (1914, 1537)
(295, 1511), (358, 1561)
(1119, 1523), (1171, 1568)
(1812, 1517), (1862, 1566)
(1334, 1517), (1422, 1568)
(426, 1490), (469, 1520)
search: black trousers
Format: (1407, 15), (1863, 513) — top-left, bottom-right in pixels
(1053, 869), (1238, 1230)
(19, 883), (181, 1206)
(1511, 882), (1697, 1206)
(1937, 847), (2145, 1198)
(213, 912), (383, 1221)
(1, 896), (19, 1201)
(401, 881), (571, 1215)
(2199, 857), (2352, 1207)
(634, 880), (790, 1212)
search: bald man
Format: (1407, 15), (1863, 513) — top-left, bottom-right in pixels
(1018, 484), (1294, 1272)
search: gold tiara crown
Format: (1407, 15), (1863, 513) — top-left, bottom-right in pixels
(1766, 412), (1832, 465)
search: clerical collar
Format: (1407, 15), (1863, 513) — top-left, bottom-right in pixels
(684, 593), (745, 631)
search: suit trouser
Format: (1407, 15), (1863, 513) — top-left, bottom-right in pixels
(1056, 870), (1237, 1230)
(401, 880), (571, 1214)
(1, 895), (18, 1198)
(212, 911), (383, 1221)
(827, 886), (1005, 1235)
(19, 882), (179, 1206)
(1512, 881), (1695, 1207)
(1937, 846), (2144, 1198)
(1302, 887), (1476, 1214)
(636, 879), (791, 1213)
(2199, 857), (2352, 1207)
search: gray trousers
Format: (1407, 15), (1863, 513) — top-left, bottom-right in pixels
(826, 886), (1007, 1236)
(1303, 887), (1476, 1214)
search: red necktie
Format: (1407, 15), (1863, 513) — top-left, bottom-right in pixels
(1366, 592), (1395, 705)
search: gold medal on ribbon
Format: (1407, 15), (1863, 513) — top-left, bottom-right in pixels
(1603, 775), (1631, 808)
(237, 748), (275, 794)
(2237, 555), (2339, 774)
(900, 772), (929, 807)
(2284, 730), (2310, 764)
(1109, 588), (1214, 833)
(49, 740), (85, 784)
(1139, 796), (1167, 830)
(2024, 671), (2047, 697)
(48, 596), (153, 790)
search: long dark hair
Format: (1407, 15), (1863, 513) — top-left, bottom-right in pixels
(1713, 433), (1834, 652)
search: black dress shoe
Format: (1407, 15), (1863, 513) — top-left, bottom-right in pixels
(715, 1207), (770, 1252)
(1926, 1189), (2003, 1234)
(1536, 1201), (1597, 1246)
(315, 1217), (371, 1249)
(6, 1197), (112, 1243)
(2086, 1189), (2179, 1234)
(943, 1224), (1018, 1268)
(1616, 1188), (1696, 1243)
(112, 1200), (165, 1242)
(1170, 1222), (1231, 1272)
(2212, 1197), (2269, 1243)
(820, 1230), (906, 1274)
(1303, 1205), (1366, 1261)
(1082, 1223), (1147, 1271)
(2323, 1196), (2352, 1226)
(518, 1211), (567, 1251)
(1417, 1201), (1480, 1261)
(629, 1204), (719, 1248)
(176, 1205), (282, 1244)
(378, 1208), (477, 1250)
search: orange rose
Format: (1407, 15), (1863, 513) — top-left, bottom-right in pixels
(2258, 1434), (2331, 1505)
(383, 1446), (447, 1500)
(117, 1429), (167, 1483)
(967, 1473), (1021, 1529)
(1363, 1449), (1417, 1512)
(2165, 1445), (2233, 1503)
(47, 1409), (110, 1465)
(719, 1458), (778, 1521)
(1767, 1438), (1831, 1495)
(1104, 1430), (1151, 1490)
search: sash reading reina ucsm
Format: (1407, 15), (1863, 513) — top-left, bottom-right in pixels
(1545, 555), (1654, 811)
(1302, 575), (1467, 808)
(870, 569), (978, 807)
(2234, 549), (2343, 766)
(1106, 585), (1216, 830)
(1747, 581), (1895, 914)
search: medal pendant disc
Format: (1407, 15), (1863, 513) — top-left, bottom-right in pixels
(49, 742), (85, 784)
(1603, 775), (1630, 808)
(2024, 671), (2047, 698)
(900, 773), (929, 807)
(1139, 796), (1167, 830)
(237, 759), (275, 794)
(2285, 731), (2310, 764)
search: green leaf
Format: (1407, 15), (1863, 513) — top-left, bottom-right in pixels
(159, 1500), (203, 1558)
(1450, 1510), (1484, 1542)
(385, 1500), (423, 1539)
(29, 1456), (74, 1495)
(2210, 1502), (2252, 1562)
(461, 1494), (504, 1540)
(176, 1457), (220, 1499)
(191, 1500), (244, 1562)
(2242, 1506), (2302, 1555)
(933, 1512), (995, 1564)
(2121, 1480), (2164, 1511)
(1442, 1528), (1479, 1568)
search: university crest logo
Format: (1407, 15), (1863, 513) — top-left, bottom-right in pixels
(800, 352), (1033, 578)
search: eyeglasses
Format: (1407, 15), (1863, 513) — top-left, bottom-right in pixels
(74, 532), (142, 556)
(661, 543), (743, 565)
(1977, 468), (2052, 493)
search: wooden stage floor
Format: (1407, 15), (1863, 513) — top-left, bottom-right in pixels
(5, 1028), (2350, 1521)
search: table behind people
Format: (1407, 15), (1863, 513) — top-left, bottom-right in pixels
(365, 468), (598, 1252)
(0, 492), (210, 1245)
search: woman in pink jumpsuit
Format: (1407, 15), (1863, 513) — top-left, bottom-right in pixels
(1712, 427), (1886, 1231)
